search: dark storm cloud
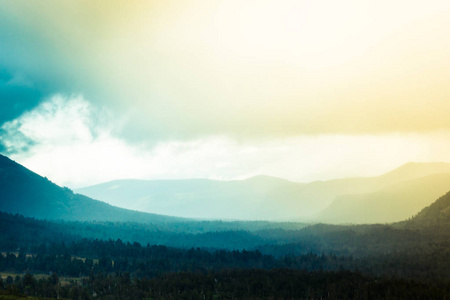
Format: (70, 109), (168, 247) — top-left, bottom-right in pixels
(0, 69), (43, 124)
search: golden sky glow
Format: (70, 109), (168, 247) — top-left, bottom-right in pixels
(3, 0), (450, 137)
(1, 1), (450, 186)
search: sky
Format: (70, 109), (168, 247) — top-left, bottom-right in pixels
(1, 0), (450, 188)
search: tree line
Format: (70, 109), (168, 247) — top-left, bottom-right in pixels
(2, 269), (450, 300)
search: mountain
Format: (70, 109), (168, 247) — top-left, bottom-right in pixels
(76, 162), (450, 221)
(77, 176), (305, 220)
(315, 173), (450, 224)
(406, 189), (450, 228)
(0, 154), (181, 223)
(379, 162), (450, 183)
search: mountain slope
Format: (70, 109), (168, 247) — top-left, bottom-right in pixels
(0, 154), (181, 223)
(76, 162), (450, 221)
(406, 189), (450, 228)
(315, 173), (450, 224)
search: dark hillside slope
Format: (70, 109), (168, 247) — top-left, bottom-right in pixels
(0, 154), (181, 223)
(405, 190), (450, 228)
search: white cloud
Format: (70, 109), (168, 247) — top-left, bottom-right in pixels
(2, 94), (450, 188)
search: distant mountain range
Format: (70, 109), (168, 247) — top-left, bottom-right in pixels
(315, 173), (450, 224)
(0, 154), (308, 233)
(0, 154), (181, 224)
(78, 175), (307, 220)
(3, 150), (450, 254)
(2, 152), (450, 224)
(76, 162), (450, 222)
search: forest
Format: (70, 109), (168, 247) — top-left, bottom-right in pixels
(2, 210), (450, 299)
(3, 157), (450, 299)
(2, 0), (450, 298)
(3, 269), (450, 300)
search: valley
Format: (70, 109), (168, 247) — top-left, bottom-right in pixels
(2, 155), (450, 299)
(2, 1), (450, 298)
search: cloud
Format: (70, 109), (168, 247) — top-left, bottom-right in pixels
(0, 94), (136, 187)
(1, 1), (450, 142)
(2, 94), (450, 188)
(0, 69), (43, 124)
(2, 95), (95, 152)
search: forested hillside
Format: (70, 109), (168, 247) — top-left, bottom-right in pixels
(403, 190), (450, 228)
(3, 154), (450, 299)
(0, 154), (181, 223)
(2, 209), (450, 299)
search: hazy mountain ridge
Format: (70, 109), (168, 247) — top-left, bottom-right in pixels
(0, 154), (308, 234)
(316, 173), (450, 224)
(76, 162), (450, 221)
(77, 176), (307, 220)
(2, 152), (450, 225)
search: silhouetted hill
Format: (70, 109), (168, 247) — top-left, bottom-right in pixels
(406, 190), (450, 227)
(0, 154), (182, 223)
(76, 162), (450, 221)
(316, 174), (450, 224)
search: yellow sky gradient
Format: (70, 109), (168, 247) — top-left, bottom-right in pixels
(3, 0), (450, 138)
(2, 1), (450, 186)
